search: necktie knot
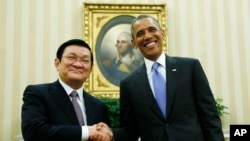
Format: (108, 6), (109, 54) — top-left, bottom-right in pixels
(70, 91), (78, 97)
(152, 62), (160, 70)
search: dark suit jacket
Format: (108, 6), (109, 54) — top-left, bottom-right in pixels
(113, 55), (224, 141)
(21, 80), (109, 141)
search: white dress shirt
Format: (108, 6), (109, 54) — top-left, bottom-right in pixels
(59, 79), (89, 141)
(144, 52), (166, 97)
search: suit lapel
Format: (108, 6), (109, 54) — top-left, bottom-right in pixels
(83, 91), (96, 125)
(166, 55), (180, 119)
(134, 65), (164, 119)
(50, 81), (79, 125)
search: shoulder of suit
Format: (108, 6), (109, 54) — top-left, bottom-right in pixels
(26, 82), (54, 89)
(168, 55), (199, 62)
(83, 91), (104, 103)
(121, 64), (144, 81)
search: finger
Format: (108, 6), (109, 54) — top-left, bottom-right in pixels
(96, 122), (108, 130)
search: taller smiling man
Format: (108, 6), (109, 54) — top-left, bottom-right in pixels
(113, 14), (224, 141)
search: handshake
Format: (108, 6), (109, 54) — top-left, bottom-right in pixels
(88, 122), (113, 141)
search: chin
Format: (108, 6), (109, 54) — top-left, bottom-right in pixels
(69, 75), (83, 80)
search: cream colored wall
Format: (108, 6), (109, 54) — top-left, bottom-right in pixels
(0, 0), (249, 140)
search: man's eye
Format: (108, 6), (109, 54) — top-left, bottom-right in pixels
(136, 32), (144, 37)
(149, 28), (157, 32)
(67, 56), (75, 60)
(81, 59), (90, 64)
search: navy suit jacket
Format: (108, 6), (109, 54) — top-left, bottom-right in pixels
(113, 55), (224, 141)
(21, 80), (109, 141)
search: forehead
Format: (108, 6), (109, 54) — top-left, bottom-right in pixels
(133, 17), (158, 29)
(117, 35), (128, 41)
(64, 45), (91, 56)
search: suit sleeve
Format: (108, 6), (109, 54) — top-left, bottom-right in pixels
(192, 60), (224, 141)
(21, 85), (82, 141)
(112, 79), (140, 141)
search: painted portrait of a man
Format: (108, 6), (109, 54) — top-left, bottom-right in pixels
(96, 15), (144, 86)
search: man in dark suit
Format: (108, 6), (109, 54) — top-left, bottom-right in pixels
(112, 14), (224, 141)
(21, 39), (113, 141)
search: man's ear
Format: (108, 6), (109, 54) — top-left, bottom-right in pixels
(54, 58), (60, 71)
(161, 29), (166, 38)
(131, 39), (137, 49)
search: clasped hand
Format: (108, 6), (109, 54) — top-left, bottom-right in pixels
(88, 122), (113, 141)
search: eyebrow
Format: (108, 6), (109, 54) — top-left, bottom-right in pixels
(65, 53), (90, 58)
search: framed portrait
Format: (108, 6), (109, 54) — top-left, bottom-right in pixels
(83, 3), (167, 97)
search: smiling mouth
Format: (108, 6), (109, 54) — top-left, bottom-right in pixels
(71, 70), (82, 74)
(144, 41), (156, 48)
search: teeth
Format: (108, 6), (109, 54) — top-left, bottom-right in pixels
(146, 42), (155, 47)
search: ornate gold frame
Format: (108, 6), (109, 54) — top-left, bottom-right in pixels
(83, 3), (167, 97)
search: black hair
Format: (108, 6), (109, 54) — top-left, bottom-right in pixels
(56, 39), (94, 66)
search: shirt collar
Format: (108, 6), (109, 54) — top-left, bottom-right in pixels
(58, 79), (83, 99)
(144, 52), (166, 71)
(115, 52), (137, 63)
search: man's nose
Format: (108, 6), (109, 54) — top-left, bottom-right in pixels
(72, 59), (83, 68)
(116, 42), (122, 47)
(144, 31), (153, 40)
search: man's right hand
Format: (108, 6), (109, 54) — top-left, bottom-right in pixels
(88, 122), (113, 141)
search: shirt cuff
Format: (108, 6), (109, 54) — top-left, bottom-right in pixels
(81, 126), (89, 141)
